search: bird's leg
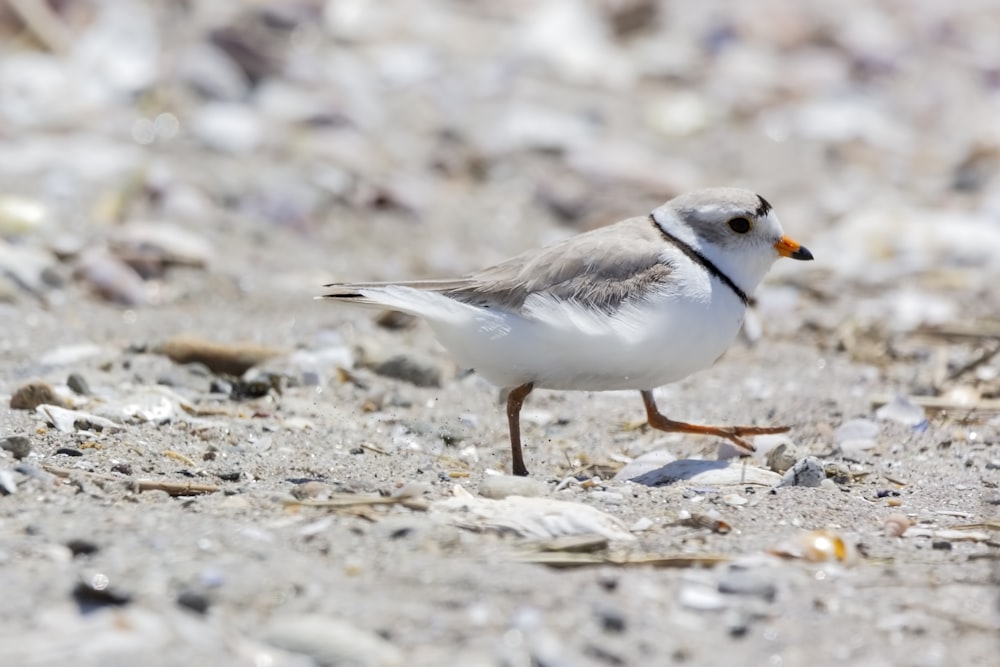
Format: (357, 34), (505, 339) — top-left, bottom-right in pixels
(639, 390), (789, 453)
(506, 383), (535, 476)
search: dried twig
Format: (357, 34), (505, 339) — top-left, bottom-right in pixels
(8, 0), (73, 54)
(514, 551), (729, 568)
(42, 464), (220, 496)
(870, 394), (1000, 413)
(284, 494), (429, 511)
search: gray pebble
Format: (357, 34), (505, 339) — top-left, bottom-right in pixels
(291, 480), (333, 500)
(0, 469), (16, 495)
(717, 570), (777, 602)
(594, 603), (627, 633)
(765, 442), (799, 474)
(479, 475), (549, 499)
(65, 538), (100, 556)
(177, 589), (211, 615)
(372, 354), (442, 388)
(264, 614), (403, 667)
(1, 435), (31, 460)
(778, 456), (826, 488)
(66, 372), (91, 395)
(9, 380), (60, 410)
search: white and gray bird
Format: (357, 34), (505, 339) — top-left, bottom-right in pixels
(324, 188), (813, 476)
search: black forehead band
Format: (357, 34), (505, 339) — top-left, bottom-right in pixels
(754, 195), (772, 218)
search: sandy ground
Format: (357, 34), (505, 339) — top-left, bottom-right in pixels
(1, 1), (999, 666)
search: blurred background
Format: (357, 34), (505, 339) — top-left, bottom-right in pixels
(2, 4), (998, 664)
(1, 0), (998, 387)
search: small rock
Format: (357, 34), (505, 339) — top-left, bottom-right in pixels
(393, 481), (432, 499)
(65, 538), (100, 556)
(263, 614), (404, 667)
(0, 195), (49, 234)
(372, 354), (442, 388)
(884, 513), (912, 537)
(589, 491), (625, 505)
(55, 448), (84, 457)
(722, 493), (748, 506)
(717, 570), (777, 602)
(678, 583), (728, 611)
(10, 380), (61, 410)
(291, 481), (332, 500)
(479, 475), (549, 499)
(66, 373), (91, 396)
(190, 103), (264, 155)
(778, 457), (826, 488)
(835, 418), (879, 452)
(74, 248), (148, 306)
(177, 589), (211, 615)
(158, 335), (284, 377)
(1, 435), (32, 460)
(931, 540), (952, 551)
(594, 604), (627, 633)
(875, 395), (929, 429)
(765, 442), (799, 473)
(630, 517), (654, 532)
(0, 469), (16, 495)
(72, 576), (132, 612)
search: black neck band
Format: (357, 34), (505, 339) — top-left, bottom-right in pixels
(649, 214), (751, 307)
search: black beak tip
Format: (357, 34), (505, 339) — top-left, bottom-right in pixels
(792, 246), (814, 261)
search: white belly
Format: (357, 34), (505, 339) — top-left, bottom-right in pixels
(429, 277), (746, 391)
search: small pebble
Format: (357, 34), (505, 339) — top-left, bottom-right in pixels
(66, 373), (91, 396)
(594, 604), (627, 633)
(158, 335), (283, 376)
(65, 538), (100, 556)
(55, 448), (84, 457)
(372, 354), (442, 388)
(931, 540), (952, 550)
(263, 614), (404, 667)
(778, 457), (826, 488)
(479, 475), (548, 499)
(0, 469), (16, 495)
(291, 481), (333, 500)
(765, 442), (799, 473)
(835, 419), (879, 452)
(589, 491), (624, 505)
(10, 380), (60, 410)
(875, 395), (928, 429)
(177, 589), (211, 615)
(630, 517), (654, 532)
(722, 493), (748, 506)
(1, 435), (31, 460)
(72, 577), (132, 611)
(717, 570), (777, 602)
(678, 583), (728, 611)
(883, 513), (912, 537)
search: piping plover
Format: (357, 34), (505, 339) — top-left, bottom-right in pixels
(324, 188), (813, 476)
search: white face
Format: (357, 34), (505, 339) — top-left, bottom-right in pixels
(654, 188), (812, 294)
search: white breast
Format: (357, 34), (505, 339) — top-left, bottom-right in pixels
(428, 260), (747, 391)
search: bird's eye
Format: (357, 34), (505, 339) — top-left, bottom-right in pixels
(727, 217), (752, 234)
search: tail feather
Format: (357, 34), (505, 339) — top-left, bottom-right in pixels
(321, 282), (480, 322)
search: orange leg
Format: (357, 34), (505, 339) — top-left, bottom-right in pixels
(506, 383), (534, 476)
(640, 390), (789, 453)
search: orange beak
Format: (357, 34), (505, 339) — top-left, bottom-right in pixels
(774, 235), (813, 261)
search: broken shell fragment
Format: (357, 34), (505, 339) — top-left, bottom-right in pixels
(768, 529), (857, 565)
(883, 513), (913, 537)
